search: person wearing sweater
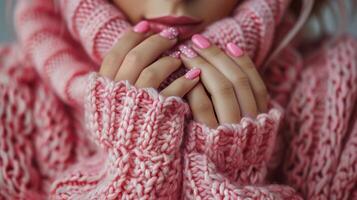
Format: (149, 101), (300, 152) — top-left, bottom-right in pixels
(0, 0), (356, 199)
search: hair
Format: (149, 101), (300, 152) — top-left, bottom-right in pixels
(264, 0), (315, 67)
(264, 0), (356, 67)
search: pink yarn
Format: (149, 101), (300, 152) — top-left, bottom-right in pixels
(57, 0), (289, 64)
(0, 0), (356, 199)
(283, 36), (357, 199)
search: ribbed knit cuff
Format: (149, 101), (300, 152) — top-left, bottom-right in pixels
(84, 72), (190, 153)
(185, 109), (282, 178)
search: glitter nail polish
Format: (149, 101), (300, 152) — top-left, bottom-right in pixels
(160, 27), (179, 40)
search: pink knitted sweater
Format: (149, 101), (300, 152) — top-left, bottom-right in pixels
(0, 0), (356, 199)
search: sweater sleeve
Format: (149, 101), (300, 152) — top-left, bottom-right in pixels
(184, 106), (283, 185)
(0, 52), (42, 199)
(58, 0), (131, 64)
(58, 0), (290, 66)
(14, 0), (93, 106)
(50, 72), (190, 199)
(182, 108), (303, 199)
(283, 36), (357, 199)
(183, 157), (301, 200)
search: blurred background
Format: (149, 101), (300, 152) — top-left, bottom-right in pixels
(0, 0), (15, 42)
(0, 0), (356, 42)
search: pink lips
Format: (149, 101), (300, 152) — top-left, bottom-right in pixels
(146, 16), (202, 25)
(145, 16), (203, 38)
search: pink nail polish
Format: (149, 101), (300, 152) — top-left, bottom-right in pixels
(133, 21), (150, 33)
(179, 45), (197, 58)
(160, 27), (179, 40)
(185, 68), (201, 80)
(192, 34), (211, 49)
(169, 50), (181, 59)
(227, 43), (244, 57)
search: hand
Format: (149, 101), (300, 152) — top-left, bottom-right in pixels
(99, 21), (200, 97)
(180, 34), (268, 128)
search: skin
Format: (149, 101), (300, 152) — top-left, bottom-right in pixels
(100, 29), (200, 98)
(112, 0), (238, 36)
(100, 0), (268, 128)
(182, 42), (268, 127)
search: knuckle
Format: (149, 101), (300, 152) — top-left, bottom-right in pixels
(215, 80), (234, 94)
(102, 53), (117, 68)
(232, 75), (250, 87)
(125, 51), (142, 65)
(195, 60), (208, 68)
(209, 47), (224, 58)
(140, 68), (157, 82)
(240, 58), (255, 69)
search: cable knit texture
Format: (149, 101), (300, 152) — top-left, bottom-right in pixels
(0, 0), (356, 199)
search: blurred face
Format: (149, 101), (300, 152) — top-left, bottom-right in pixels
(112, 0), (238, 39)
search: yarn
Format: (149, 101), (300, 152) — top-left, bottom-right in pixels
(0, 0), (356, 199)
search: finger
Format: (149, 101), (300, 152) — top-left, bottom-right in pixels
(186, 83), (218, 128)
(115, 27), (179, 83)
(179, 45), (241, 124)
(191, 34), (258, 118)
(100, 21), (151, 79)
(135, 57), (182, 89)
(226, 43), (268, 113)
(160, 68), (201, 97)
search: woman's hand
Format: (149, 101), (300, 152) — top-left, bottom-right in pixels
(180, 34), (268, 128)
(99, 21), (200, 97)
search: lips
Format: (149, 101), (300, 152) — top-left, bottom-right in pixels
(145, 16), (203, 38)
(146, 16), (202, 25)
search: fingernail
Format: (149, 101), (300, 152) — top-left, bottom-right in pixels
(226, 43), (244, 57)
(133, 21), (150, 33)
(185, 68), (201, 80)
(192, 34), (211, 49)
(168, 50), (181, 59)
(160, 27), (179, 40)
(179, 45), (198, 58)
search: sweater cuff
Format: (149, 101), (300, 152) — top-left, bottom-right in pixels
(185, 108), (282, 174)
(84, 72), (190, 153)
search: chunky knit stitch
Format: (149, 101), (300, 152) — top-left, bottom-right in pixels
(283, 36), (357, 199)
(0, 0), (356, 199)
